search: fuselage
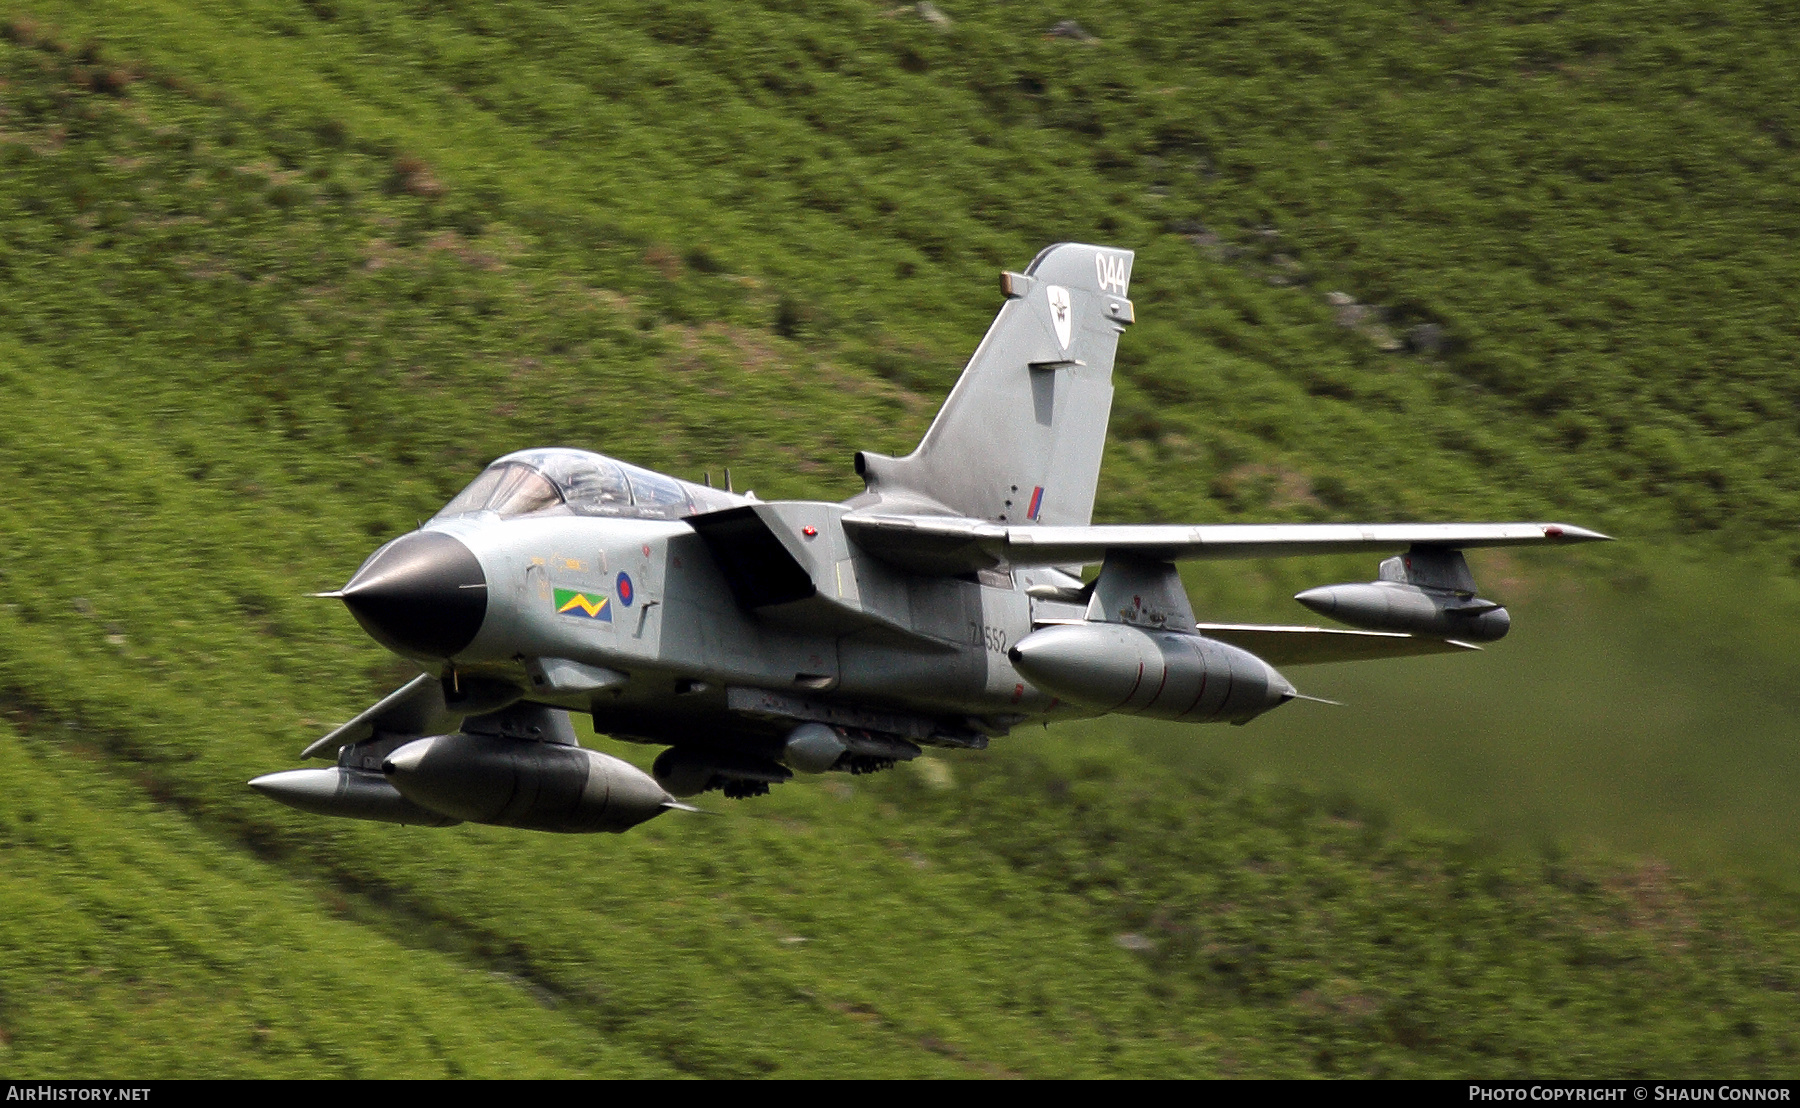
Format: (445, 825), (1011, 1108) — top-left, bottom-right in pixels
(339, 448), (1091, 758)
(432, 509), (1076, 732)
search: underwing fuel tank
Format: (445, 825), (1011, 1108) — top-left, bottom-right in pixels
(1008, 623), (1296, 724)
(382, 732), (679, 833)
(1294, 582), (1511, 642)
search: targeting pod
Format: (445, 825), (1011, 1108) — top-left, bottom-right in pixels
(651, 723), (925, 802)
(1295, 548), (1510, 642)
(653, 746), (791, 799)
(780, 722), (922, 775)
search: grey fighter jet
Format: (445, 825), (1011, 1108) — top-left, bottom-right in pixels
(251, 243), (1608, 834)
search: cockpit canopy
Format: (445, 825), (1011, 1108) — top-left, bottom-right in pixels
(433, 449), (739, 523)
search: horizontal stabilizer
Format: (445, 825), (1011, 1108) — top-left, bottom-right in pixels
(843, 514), (1610, 574)
(301, 673), (459, 760)
(1195, 623), (1480, 666)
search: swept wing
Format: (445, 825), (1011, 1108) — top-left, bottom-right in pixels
(843, 515), (1610, 574)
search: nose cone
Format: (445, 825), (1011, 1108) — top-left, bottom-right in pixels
(1293, 585), (1340, 617)
(1008, 625), (1139, 707)
(339, 531), (486, 659)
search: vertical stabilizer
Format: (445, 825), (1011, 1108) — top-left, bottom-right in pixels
(851, 243), (1135, 526)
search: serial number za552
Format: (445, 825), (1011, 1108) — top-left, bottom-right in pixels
(969, 622), (1008, 654)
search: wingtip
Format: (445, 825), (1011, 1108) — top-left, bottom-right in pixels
(1542, 524), (1613, 543)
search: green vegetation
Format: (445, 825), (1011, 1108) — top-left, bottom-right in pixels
(9, 718), (1800, 1077)
(1, 0), (1797, 1077)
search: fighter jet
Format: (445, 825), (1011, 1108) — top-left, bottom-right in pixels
(251, 243), (1608, 834)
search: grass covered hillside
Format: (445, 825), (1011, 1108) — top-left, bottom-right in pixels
(4, 0), (1797, 542)
(2, 0), (1798, 1077)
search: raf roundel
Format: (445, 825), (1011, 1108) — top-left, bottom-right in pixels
(616, 571), (635, 608)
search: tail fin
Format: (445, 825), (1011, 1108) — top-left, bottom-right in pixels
(852, 243), (1134, 527)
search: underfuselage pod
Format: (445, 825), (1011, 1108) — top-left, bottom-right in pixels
(1008, 623), (1295, 725)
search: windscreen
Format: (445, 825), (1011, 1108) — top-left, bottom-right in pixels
(434, 450), (716, 522)
(435, 462), (563, 520)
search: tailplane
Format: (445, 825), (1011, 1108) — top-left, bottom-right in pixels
(850, 243), (1134, 527)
